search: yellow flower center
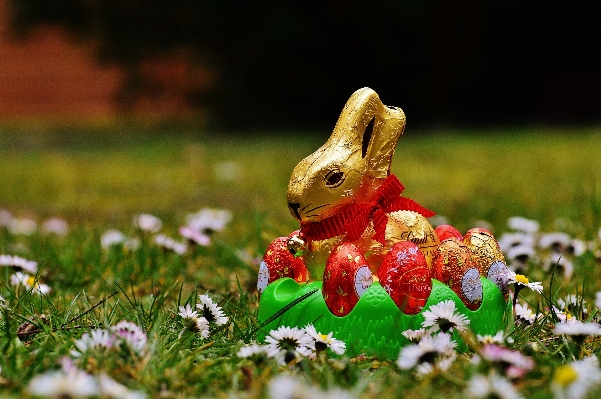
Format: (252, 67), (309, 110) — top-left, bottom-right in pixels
(318, 333), (330, 343)
(515, 274), (530, 284)
(554, 365), (578, 387)
(27, 276), (36, 287)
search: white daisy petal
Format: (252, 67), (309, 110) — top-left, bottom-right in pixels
(197, 294), (228, 326)
(421, 300), (470, 333)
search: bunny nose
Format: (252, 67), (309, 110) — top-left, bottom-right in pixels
(288, 202), (302, 220)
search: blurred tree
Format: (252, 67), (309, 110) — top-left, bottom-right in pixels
(8, 0), (601, 128)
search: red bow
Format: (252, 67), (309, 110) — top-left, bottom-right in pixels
(300, 174), (435, 245)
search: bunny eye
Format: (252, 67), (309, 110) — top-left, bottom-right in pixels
(324, 170), (345, 188)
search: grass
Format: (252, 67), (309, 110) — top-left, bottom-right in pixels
(0, 123), (600, 398)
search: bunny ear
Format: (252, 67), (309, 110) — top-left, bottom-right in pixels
(362, 93), (406, 179)
(327, 88), (406, 179)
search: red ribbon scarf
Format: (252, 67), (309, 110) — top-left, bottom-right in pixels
(300, 174), (435, 245)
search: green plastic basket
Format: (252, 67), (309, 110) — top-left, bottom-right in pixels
(257, 278), (511, 359)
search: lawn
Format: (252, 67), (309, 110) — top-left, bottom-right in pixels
(0, 123), (600, 398)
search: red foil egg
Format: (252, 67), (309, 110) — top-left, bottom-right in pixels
(432, 238), (482, 310)
(322, 243), (373, 316)
(257, 237), (309, 295)
(378, 241), (432, 315)
(434, 224), (463, 242)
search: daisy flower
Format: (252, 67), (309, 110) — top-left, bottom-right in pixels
(466, 372), (524, 399)
(9, 217), (37, 235)
(71, 329), (114, 357)
(0, 254), (38, 273)
(27, 362), (99, 398)
(552, 356), (601, 399)
(268, 375), (353, 399)
(237, 343), (268, 358)
(154, 234), (188, 255)
(506, 245), (536, 273)
(186, 208), (232, 234)
(100, 229), (126, 249)
(402, 328), (429, 343)
(197, 294), (228, 326)
(554, 322), (601, 345)
(397, 332), (457, 375)
(480, 344), (535, 379)
(539, 232), (571, 252)
(477, 331), (505, 345)
(177, 304), (210, 338)
(498, 232), (536, 253)
(558, 295), (588, 319)
(264, 326), (314, 364)
(98, 373), (146, 399)
(178, 304), (198, 319)
(544, 253), (574, 280)
(192, 318), (210, 338)
(133, 213), (162, 233)
(267, 375), (309, 399)
(553, 306), (580, 325)
(507, 216), (540, 234)
(515, 302), (539, 325)
(179, 226), (211, 246)
(179, 208), (232, 247)
(304, 324), (346, 355)
(10, 272), (51, 295)
(508, 271), (543, 294)
(595, 291), (601, 311)
(41, 217), (69, 236)
(111, 321), (147, 355)
(421, 299), (470, 333)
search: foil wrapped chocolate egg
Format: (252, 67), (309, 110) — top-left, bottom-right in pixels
(432, 238), (482, 310)
(435, 224), (463, 242)
(386, 210), (440, 268)
(378, 241), (432, 315)
(463, 227), (511, 300)
(322, 243), (373, 316)
(463, 228), (505, 276)
(257, 237), (309, 295)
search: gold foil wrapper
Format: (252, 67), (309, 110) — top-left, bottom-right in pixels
(386, 211), (440, 267)
(287, 87), (406, 224)
(463, 228), (505, 276)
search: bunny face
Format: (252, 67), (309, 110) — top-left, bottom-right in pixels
(287, 88), (406, 223)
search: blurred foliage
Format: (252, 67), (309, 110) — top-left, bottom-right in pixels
(0, 125), (599, 238)
(7, 1), (601, 128)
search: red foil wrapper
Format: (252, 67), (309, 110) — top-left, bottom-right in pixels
(322, 243), (373, 316)
(258, 237), (309, 295)
(434, 224), (463, 242)
(378, 241), (432, 315)
(432, 238), (482, 310)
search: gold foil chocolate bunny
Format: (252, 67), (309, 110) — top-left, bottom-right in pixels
(286, 87), (439, 279)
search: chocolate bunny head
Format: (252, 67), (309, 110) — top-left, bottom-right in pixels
(287, 88), (406, 223)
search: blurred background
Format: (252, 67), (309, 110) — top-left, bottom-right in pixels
(0, 0), (600, 236)
(1, 0), (601, 129)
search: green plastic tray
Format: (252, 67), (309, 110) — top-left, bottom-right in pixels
(257, 278), (511, 359)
